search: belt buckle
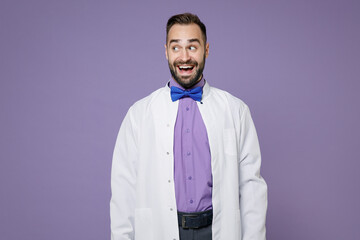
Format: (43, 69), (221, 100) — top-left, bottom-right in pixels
(181, 214), (197, 229)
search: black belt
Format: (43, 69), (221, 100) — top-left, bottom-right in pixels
(177, 209), (213, 229)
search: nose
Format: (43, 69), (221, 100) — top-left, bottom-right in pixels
(180, 49), (191, 62)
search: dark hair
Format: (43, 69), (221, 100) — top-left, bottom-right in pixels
(166, 13), (207, 43)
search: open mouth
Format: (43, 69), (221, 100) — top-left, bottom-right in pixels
(177, 65), (195, 75)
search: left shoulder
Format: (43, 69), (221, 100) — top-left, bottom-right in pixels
(208, 85), (249, 113)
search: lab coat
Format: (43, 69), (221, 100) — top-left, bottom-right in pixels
(110, 81), (267, 240)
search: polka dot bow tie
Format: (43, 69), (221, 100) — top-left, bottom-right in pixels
(170, 86), (203, 102)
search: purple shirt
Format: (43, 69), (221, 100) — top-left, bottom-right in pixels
(170, 77), (213, 213)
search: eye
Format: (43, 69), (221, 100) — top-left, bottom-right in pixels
(189, 46), (196, 51)
(172, 46), (179, 52)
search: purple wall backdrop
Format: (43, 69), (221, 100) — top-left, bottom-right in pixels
(1, 0), (359, 239)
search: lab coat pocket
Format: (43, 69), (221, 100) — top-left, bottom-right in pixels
(223, 128), (237, 156)
(135, 208), (153, 240)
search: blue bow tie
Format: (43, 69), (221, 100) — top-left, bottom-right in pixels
(170, 86), (203, 102)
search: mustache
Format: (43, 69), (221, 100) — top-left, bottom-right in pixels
(173, 60), (198, 66)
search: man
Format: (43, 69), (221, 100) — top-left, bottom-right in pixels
(110, 13), (267, 240)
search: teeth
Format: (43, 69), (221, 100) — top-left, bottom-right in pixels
(179, 65), (193, 69)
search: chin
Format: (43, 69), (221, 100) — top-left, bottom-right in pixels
(169, 64), (203, 89)
(178, 78), (199, 89)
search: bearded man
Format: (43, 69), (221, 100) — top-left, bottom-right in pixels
(110, 13), (268, 240)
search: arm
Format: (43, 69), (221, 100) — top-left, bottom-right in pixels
(238, 106), (268, 240)
(110, 108), (138, 240)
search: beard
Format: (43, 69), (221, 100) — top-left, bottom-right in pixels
(168, 55), (206, 89)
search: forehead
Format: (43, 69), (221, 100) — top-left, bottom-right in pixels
(167, 24), (204, 44)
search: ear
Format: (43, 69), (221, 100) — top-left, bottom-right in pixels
(205, 42), (209, 58)
(165, 44), (168, 60)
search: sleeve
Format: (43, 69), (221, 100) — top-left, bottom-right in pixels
(110, 108), (138, 240)
(238, 105), (268, 240)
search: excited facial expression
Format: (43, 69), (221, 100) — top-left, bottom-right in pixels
(165, 24), (209, 89)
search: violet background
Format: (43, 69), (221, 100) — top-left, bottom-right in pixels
(1, 0), (359, 239)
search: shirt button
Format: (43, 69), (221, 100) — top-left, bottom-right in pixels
(166, 152), (170, 155)
(190, 199), (193, 204)
(168, 180), (171, 183)
(188, 176), (192, 180)
(186, 107), (189, 111)
(187, 152), (191, 156)
(170, 208), (173, 211)
(186, 128), (190, 133)
(166, 124), (170, 127)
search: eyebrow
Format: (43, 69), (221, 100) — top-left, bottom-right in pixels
(188, 38), (201, 44)
(169, 38), (201, 45)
